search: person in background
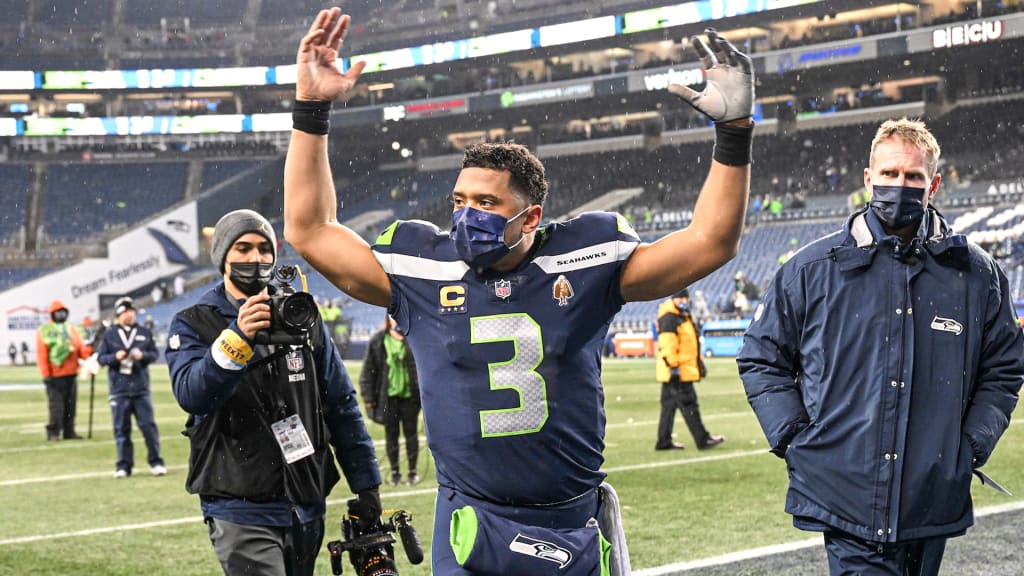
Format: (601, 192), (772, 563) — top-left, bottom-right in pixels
(359, 313), (422, 487)
(36, 300), (90, 441)
(7, 342), (16, 366)
(96, 296), (165, 478)
(655, 289), (724, 451)
(166, 209), (381, 576)
(739, 118), (1024, 575)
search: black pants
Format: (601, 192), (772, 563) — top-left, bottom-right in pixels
(385, 397), (420, 474)
(656, 380), (710, 447)
(824, 530), (947, 576)
(45, 375), (78, 439)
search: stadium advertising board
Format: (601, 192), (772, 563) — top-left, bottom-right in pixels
(403, 98), (469, 120)
(499, 83), (594, 108)
(907, 13), (1024, 53)
(764, 39), (875, 75)
(629, 66), (705, 92)
(538, 16), (618, 47)
(0, 71), (35, 90)
(40, 67), (272, 90)
(24, 115), (246, 136)
(0, 118), (18, 136)
(622, 0), (822, 33)
(932, 19), (1004, 48)
(468, 29), (535, 57)
(380, 98), (470, 121)
(0, 203), (199, 345)
(0, 0), (825, 92)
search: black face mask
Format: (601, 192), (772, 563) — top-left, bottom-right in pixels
(228, 262), (274, 296)
(51, 310), (68, 323)
(869, 185), (926, 230)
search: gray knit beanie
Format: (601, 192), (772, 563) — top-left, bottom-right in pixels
(210, 209), (277, 273)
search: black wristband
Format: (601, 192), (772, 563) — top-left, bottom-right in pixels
(292, 100), (332, 135)
(712, 122), (754, 166)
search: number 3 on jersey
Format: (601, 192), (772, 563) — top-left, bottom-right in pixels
(470, 314), (549, 437)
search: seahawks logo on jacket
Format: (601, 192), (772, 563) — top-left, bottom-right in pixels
(930, 315), (963, 335)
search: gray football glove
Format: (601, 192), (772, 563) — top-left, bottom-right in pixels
(669, 28), (754, 123)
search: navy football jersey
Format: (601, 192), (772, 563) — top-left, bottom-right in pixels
(372, 212), (640, 504)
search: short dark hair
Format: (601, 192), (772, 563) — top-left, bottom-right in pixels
(462, 142), (549, 206)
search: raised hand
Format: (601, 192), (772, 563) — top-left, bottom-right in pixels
(669, 29), (754, 123)
(295, 7), (367, 102)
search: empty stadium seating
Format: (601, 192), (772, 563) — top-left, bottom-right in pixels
(0, 165), (31, 245)
(42, 162), (188, 243)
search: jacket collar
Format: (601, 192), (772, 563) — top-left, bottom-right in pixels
(835, 207), (968, 271)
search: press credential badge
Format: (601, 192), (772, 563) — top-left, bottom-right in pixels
(271, 414), (315, 463)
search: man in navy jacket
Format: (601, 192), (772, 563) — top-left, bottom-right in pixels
(738, 118), (1024, 575)
(97, 296), (165, 478)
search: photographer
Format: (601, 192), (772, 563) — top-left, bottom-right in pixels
(166, 209), (381, 576)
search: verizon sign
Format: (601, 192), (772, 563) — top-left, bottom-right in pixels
(641, 67), (704, 91)
(932, 20), (1004, 49)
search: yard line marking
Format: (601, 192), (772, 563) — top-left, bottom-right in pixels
(0, 487), (438, 546)
(1, 437), (429, 484)
(0, 465), (190, 486)
(3, 415), (192, 434)
(633, 500), (1024, 575)
(606, 411), (755, 429)
(0, 434), (188, 455)
(635, 536), (823, 575)
(604, 449), (767, 473)
(0, 517), (203, 546)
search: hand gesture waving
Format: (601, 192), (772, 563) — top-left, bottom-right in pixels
(670, 29), (755, 124)
(295, 7), (367, 102)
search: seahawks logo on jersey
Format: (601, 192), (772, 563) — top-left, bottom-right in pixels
(509, 534), (572, 567)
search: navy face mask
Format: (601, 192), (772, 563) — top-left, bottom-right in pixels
(228, 262), (274, 296)
(869, 185), (927, 230)
(451, 206), (530, 270)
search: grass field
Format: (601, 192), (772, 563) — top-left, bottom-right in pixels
(1, 358), (1021, 575)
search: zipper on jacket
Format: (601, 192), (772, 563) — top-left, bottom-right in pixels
(881, 253), (912, 542)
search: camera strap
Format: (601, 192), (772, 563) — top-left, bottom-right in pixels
(180, 304), (287, 420)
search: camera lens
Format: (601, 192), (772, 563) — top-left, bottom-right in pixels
(280, 292), (318, 331)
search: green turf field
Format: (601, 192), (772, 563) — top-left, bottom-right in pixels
(1, 358), (1021, 575)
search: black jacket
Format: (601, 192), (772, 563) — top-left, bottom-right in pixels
(166, 284), (380, 507)
(358, 329), (420, 425)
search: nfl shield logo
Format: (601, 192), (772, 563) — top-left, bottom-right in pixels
(494, 279), (512, 300)
(286, 351), (304, 372)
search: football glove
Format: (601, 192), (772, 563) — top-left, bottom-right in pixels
(669, 28), (754, 123)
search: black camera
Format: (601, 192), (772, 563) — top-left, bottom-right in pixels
(253, 265), (319, 346)
(327, 499), (424, 576)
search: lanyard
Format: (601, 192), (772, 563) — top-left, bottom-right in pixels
(118, 326), (137, 349)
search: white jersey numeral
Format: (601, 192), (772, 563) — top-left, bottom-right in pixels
(470, 314), (549, 437)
